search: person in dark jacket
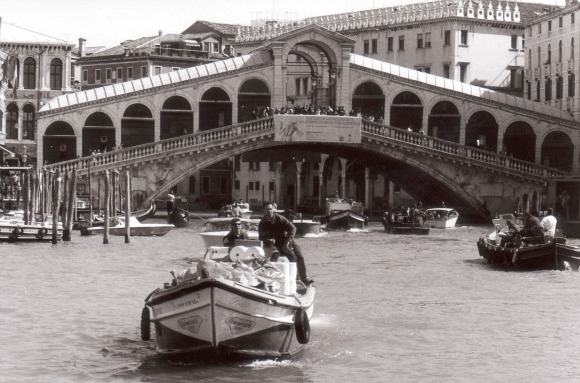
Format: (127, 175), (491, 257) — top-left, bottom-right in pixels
(258, 202), (313, 285)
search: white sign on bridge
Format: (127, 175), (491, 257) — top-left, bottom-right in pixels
(274, 115), (362, 143)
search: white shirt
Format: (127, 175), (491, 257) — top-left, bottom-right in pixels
(540, 215), (557, 237)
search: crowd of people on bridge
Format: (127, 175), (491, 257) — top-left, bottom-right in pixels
(248, 104), (384, 123)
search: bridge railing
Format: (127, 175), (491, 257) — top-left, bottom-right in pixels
(362, 119), (569, 178)
(44, 117), (275, 175)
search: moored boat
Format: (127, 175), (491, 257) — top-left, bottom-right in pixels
(0, 219), (63, 242)
(424, 208), (459, 228)
(84, 216), (174, 236)
(217, 202), (252, 219)
(140, 240), (315, 361)
(477, 225), (580, 270)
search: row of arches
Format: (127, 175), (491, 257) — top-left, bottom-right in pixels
(12, 57), (64, 90)
(42, 77), (574, 172)
(5, 102), (36, 140)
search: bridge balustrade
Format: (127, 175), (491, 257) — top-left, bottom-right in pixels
(44, 116), (568, 181)
(361, 120), (568, 178)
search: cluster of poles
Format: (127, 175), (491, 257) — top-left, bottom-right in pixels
(8, 165), (132, 244)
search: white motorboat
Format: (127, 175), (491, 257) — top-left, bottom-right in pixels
(424, 208), (460, 228)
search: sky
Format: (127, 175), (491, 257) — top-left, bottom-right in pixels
(0, 0), (566, 48)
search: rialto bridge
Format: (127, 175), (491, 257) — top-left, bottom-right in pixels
(37, 25), (580, 221)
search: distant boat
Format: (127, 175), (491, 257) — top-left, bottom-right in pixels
(85, 216), (174, 236)
(321, 209), (367, 230)
(280, 209), (321, 236)
(382, 211), (430, 235)
(424, 208), (459, 229)
(217, 202), (252, 219)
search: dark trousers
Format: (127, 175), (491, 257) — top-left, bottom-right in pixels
(275, 239), (308, 283)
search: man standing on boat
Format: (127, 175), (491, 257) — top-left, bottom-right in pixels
(223, 217), (249, 246)
(259, 202), (314, 286)
(540, 208), (557, 239)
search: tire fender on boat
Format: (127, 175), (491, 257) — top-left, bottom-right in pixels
(294, 308), (310, 344)
(141, 306), (151, 341)
(37, 227), (48, 239)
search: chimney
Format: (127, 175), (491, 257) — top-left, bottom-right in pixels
(78, 38), (86, 57)
(158, 30), (163, 36)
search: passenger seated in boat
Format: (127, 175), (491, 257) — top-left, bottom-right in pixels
(223, 217), (249, 247)
(259, 202), (314, 286)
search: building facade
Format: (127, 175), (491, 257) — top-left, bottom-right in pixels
(0, 21), (76, 166)
(524, 0), (580, 120)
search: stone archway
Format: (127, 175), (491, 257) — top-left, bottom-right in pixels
(199, 87), (232, 130)
(160, 96), (193, 139)
(465, 111), (498, 150)
(503, 121), (535, 162)
(83, 112), (115, 155)
(121, 103), (154, 147)
(428, 100), (460, 143)
(390, 91), (423, 131)
(542, 131), (573, 173)
(43, 121), (76, 164)
(238, 79), (271, 122)
(352, 81), (385, 120)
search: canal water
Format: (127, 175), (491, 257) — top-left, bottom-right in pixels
(1, 219), (580, 383)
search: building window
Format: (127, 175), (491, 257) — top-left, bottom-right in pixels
(82, 70), (88, 83)
(417, 33), (423, 49)
(568, 73), (575, 97)
(249, 181), (260, 191)
(6, 103), (18, 140)
(537, 46), (541, 67)
(49, 58), (63, 90)
(302, 78), (308, 95)
(522, 35), (525, 49)
(545, 77), (552, 101)
(538, 23), (542, 34)
(220, 176), (228, 195)
(106, 68), (112, 81)
(459, 63), (468, 82)
(556, 75), (563, 99)
(425, 32), (431, 48)
(127, 67), (133, 79)
(141, 66), (147, 77)
(23, 57), (36, 89)
(443, 64), (450, 79)
(203, 42), (210, 51)
(364, 39), (369, 54)
(536, 80), (541, 101)
(23, 104), (35, 140)
(172, 67), (179, 71)
(444, 30), (451, 45)
(268, 161), (276, 171)
(371, 38), (377, 54)
(559, 16), (563, 28)
(202, 176), (210, 195)
(511, 35), (518, 50)
(571, 38), (575, 59)
(398, 35), (405, 51)
(234, 180), (240, 191)
(269, 181), (275, 192)
(95, 69), (101, 82)
(387, 37), (394, 52)
(572, 12), (575, 24)
(295, 78), (301, 96)
(213, 43), (219, 52)
(460, 30), (468, 45)
(548, 20), (552, 31)
(527, 81), (531, 100)
(116, 68), (123, 81)
(249, 161), (260, 171)
(154, 66), (161, 75)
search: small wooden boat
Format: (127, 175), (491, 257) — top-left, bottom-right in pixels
(140, 240), (315, 361)
(424, 208), (459, 228)
(84, 216), (174, 236)
(477, 225), (580, 270)
(199, 217), (259, 247)
(321, 209), (367, 230)
(167, 206), (189, 228)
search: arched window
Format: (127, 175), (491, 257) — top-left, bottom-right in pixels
(547, 44), (552, 64)
(23, 104), (35, 140)
(558, 40), (563, 62)
(6, 103), (18, 139)
(50, 58), (63, 90)
(537, 46), (541, 67)
(571, 38), (575, 60)
(23, 57), (36, 89)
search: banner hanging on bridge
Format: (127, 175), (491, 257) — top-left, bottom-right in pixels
(273, 115), (361, 143)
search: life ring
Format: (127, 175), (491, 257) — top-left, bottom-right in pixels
(294, 308), (310, 344)
(141, 306), (151, 341)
